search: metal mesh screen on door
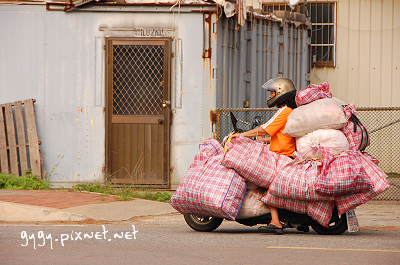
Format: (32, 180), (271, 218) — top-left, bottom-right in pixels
(217, 108), (400, 200)
(112, 45), (165, 115)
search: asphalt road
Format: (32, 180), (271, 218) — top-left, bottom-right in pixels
(1, 214), (400, 265)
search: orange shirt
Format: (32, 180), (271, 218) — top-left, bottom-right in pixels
(261, 106), (296, 157)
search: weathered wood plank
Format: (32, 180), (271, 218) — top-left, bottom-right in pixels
(112, 115), (163, 124)
(0, 106), (9, 174)
(137, 124), (145, 181)
(110, 178), (164, 184)
(123, 124), (132, 178)
(5, 103), (19, 176)
(111, 124), (119, 179)
(144, 124), (152, 180)
(14, 101), (29, 173)
(116, 123), (125, 178)
(24, 99), (41, 178)
(130, 124), (138, 179)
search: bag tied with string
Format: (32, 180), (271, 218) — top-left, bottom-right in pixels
(341, 103), (370, 151)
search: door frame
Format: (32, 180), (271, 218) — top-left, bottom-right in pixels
(104, 37), (171, 188)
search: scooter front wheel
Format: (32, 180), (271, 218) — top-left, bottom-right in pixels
(184, 214), (223, 232)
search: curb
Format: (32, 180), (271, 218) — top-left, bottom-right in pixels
(0, 202), (95, 222)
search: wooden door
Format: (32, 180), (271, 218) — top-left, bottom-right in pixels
(106, 38), (171, 187)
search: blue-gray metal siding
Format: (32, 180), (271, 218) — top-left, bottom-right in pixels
(216, 16), (310, 109)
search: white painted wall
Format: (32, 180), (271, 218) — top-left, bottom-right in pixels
(0, 4), (217, 188)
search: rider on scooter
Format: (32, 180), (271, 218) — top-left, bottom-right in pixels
(233, 77), (297, 234)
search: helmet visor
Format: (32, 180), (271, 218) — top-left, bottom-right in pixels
(262, 79), (279, 91)
(262, 79), (278, 104)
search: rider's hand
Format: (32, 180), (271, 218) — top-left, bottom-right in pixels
(231, 133), (242, 139)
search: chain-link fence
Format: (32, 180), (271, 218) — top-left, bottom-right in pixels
(216, 107), (400, 200)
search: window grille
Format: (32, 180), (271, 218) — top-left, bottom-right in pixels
(310, 3), (335, 67)
(112, 44), (165, 116)
(263, 2), (336, 67)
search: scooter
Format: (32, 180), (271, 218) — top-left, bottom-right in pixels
(183, 111), (349, 235)
(184, 206), (348, 235)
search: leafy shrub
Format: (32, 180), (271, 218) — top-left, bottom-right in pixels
(0, 174), (51, 190)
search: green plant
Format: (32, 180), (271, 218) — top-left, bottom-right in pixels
(72, 182), (173, 203)
(43, 154), (64, 182)
(0, 173), (51, 190)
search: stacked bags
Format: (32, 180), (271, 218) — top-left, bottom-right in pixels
(221, 135), (336, 226)
(220, 82), (390, 226)
(169, 139), (246, 220)
(170, 81), (390, 226)
(267, 82), (390, 218)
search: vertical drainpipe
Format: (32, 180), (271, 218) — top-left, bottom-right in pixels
(301, 27), (311, 90)
(287, 26), (291, 79)
(263, 21), (269, 105)
(238, 24), (246, 109)
(227, 19), (233, 107)
(221, 19), (227, 108)
(277, 23), (284, 78)
(230, 22), (236, 107)
(266, 22), (271, 80)
(261, 21), (266, 107)
(256, 22), (263, 108)
(289, 26), (293, 81)
(295, 27), (301, 88)
(244, 18), (252, 108)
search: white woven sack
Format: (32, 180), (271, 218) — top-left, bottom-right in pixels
(296, 129), (350, 159)
(283, 98), (347, 137)
(236, 189), (270, 219)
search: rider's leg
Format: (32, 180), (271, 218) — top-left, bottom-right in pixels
(269, 206), (282, 228)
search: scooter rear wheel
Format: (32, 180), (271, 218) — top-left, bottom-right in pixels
(184, 214), (223, 232)
(311, 211), (348, 235)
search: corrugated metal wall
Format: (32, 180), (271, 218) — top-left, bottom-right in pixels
(216, 15), (310, 109)
(310, 0), (400, 108)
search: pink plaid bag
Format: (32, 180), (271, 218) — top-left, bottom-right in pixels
(361, 151), (379, 165)
(169, 141), (246, 220)
(189, 139), (224, 169)
(334, 153), (390, 215)
(221, 135), (281, 188)
(341, 103), (370, 151)
(261, 192), (335, 226)
(268, 156), (335, 201)
(315, 148), (373, 196)
(295, 82), (332, 106)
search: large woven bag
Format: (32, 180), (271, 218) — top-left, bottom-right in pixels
(221, 135), (280, 188)
(334, 152), (390, 215)
(169, 140), (246, 220)
(295, 81), (332, 106)
(316, 148), (372, 196)
(268, 157), (335, 201)
(260, 192), (335, 227)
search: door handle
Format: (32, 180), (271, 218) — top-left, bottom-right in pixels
(162, 100), (171, 108)
(158, 119), (164, 124)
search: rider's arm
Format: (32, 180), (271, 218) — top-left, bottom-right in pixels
(235, 126), (268, 138)
(257, 136), (271, 143)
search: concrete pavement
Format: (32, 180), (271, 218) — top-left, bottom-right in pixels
(0, 189), (178, 222)
(0, 189), (399, 230)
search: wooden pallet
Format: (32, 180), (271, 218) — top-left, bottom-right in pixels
(0, 99), (42, 179)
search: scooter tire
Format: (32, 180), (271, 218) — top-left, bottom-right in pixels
(184, 214), (223, 232)
(311, 211), (348, 235)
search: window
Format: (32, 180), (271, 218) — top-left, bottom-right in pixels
(263, 2), (336, 67)
(310, 3), (335, 67)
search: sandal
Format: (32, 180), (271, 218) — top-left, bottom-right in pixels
(258, 224), (284, 235)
